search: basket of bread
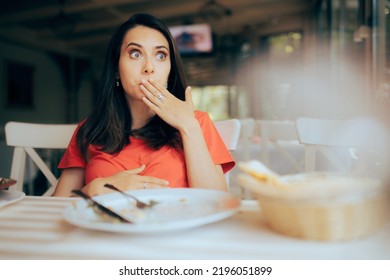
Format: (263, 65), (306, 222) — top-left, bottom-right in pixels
(237, 160), (389, 241)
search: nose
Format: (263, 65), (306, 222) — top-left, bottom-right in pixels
(142, 58), (154, 74)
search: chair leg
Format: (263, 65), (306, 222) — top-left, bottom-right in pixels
(9, 147), (26, 193)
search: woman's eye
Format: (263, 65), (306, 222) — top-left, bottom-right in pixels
(130, 50), (141, 58)
(157, 52), (166, 60)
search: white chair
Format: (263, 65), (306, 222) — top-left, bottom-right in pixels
(214, 119), (241, 151)
(295, 117), (390, 176)
(214, 119), (241, 187)
(238, 118), (255, 161)
(5, 120), (240, 196)
(5, 121), (77, 196)
(257, 120), (304, 174)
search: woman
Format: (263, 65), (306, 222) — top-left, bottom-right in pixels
(53, 13), (234, 197)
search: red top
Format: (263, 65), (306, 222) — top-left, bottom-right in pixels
(58, 111), (235, 187)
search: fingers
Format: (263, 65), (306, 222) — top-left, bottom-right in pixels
(137, 175), (169, 189)
(140, 79), (165, 104)
(140, 78), (195, 131)
(124, 164), (145, 174)
(142, 176), (169, 187)
(140, 181), (169, 189)
(185, 86), (192, 100)
(97, 166), (170, 195)
(122, 169), (170, 189)
(184, 86), (193, 107)
(145, 78), (165, 92)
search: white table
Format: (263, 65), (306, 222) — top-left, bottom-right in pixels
(0, 196), (389, 260)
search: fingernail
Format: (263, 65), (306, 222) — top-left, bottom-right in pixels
(141, 79), (146, 84)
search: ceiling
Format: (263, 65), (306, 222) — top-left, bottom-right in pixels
(0, 0), (318, 59)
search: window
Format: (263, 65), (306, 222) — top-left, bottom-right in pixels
(191, 85), (248, 121)
(192, 85), (229, 121)
(6, 61), (34, 108)
(257, 31), (304, 120)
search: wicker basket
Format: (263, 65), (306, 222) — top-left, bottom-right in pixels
(258, 193), (389, 241)
(237, 171), (390, 241)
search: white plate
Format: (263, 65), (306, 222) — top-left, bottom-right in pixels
(63, 188), (240, 233)
(0, 190), (25, 208)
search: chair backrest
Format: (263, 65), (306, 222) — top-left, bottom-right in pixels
(214, 119), (241, 186)
(214, 119), (241, 151)
(5, 121), (77, 196)
(257, 120), (304, 174)
(238, 118), (255, 161)
(295, 117), (390, 175)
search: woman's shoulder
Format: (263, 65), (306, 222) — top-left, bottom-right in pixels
(74, 118), (90, 131)
(78, 118), (88, 126)
(71, 118), (86, 133)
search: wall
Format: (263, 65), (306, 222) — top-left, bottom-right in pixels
(0, 41), (68, 128)
(0, 41), (93, 176)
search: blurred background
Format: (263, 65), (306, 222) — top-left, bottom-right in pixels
(1, 0), (390, 190)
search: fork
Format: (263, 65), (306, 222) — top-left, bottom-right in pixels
(103, 183), (157, 209)
(72, 190), (133, 224)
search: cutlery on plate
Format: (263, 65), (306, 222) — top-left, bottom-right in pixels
(71, 190), (133, 224)
(103, 183), (158, 209)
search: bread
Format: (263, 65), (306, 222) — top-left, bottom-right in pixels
(237, 160), (383, 201)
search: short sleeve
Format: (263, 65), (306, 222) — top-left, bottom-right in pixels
(58, 123), (86, 169)
(195, 111), (235, 173)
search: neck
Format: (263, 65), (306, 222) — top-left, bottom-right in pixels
(128, 99), (155, 129)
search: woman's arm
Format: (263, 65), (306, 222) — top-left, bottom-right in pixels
(141, 80), (228, 191)
(53, 165), (169, 197)
(180, 118), (228, 191)
(52, 168), (85, 197)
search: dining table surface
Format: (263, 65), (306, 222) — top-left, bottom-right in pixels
(0, 195), (389, 260)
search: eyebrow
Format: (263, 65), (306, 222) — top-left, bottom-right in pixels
(126, 42), (169, 52)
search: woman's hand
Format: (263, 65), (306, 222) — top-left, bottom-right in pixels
(140, 79), (228, 192)
(140, 78), (196, 132)
(83, 165), (169, 196)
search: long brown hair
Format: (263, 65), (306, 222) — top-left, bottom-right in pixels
(77, 13), (187, 160)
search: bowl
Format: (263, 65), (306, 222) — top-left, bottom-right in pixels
(237, 171), (389, 241)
